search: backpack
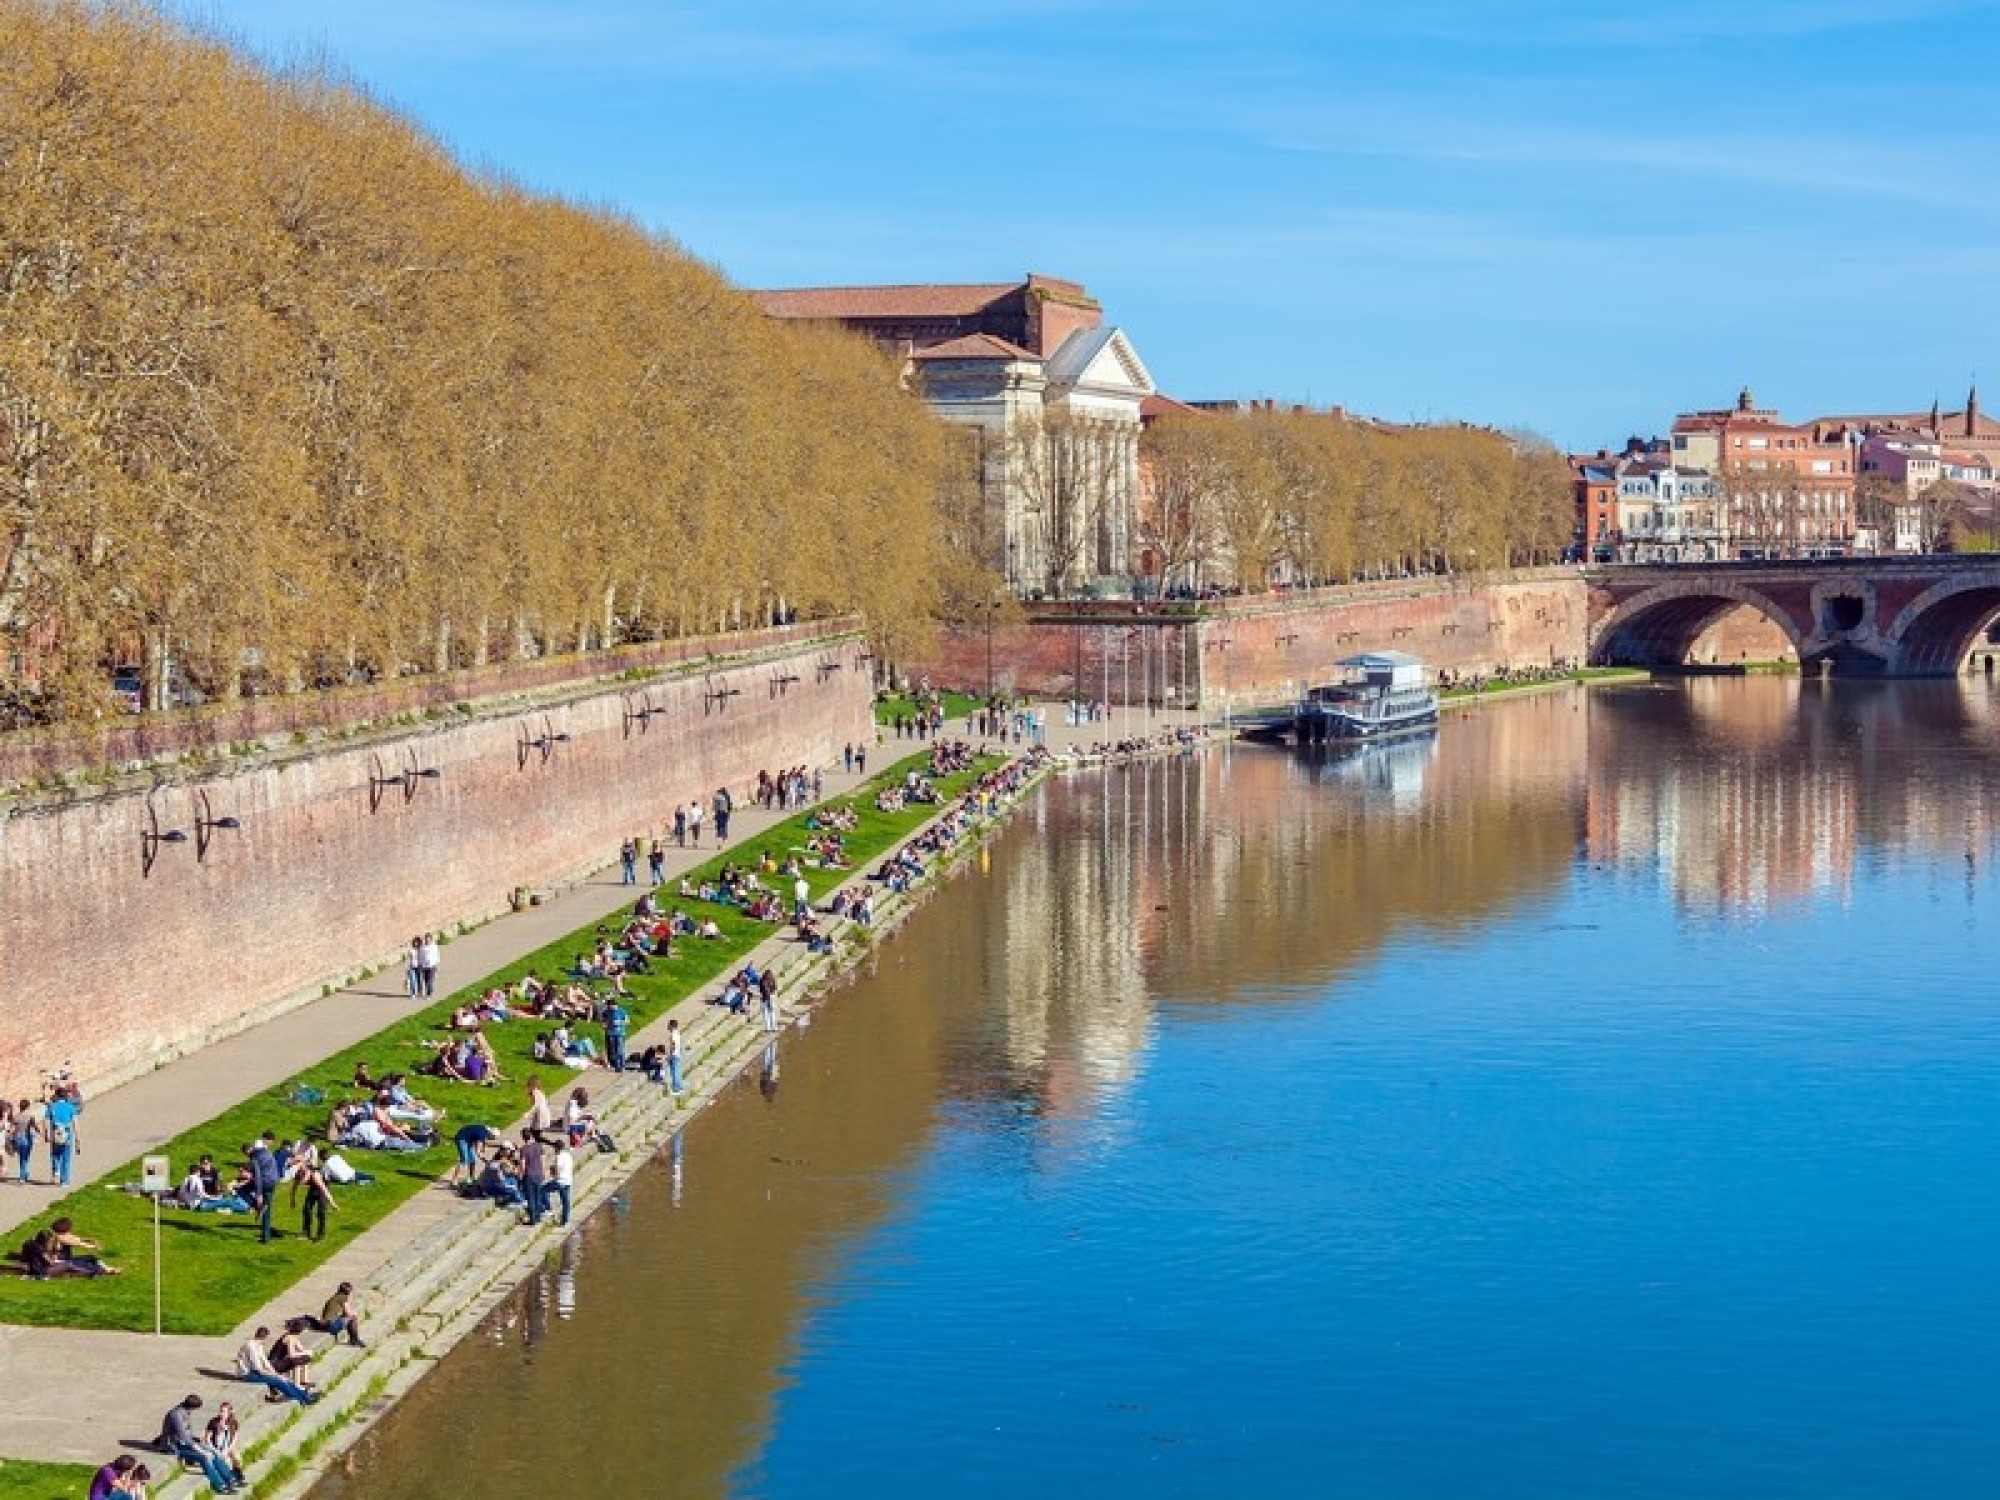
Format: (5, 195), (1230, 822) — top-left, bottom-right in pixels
(48, 1122), (70, 1148)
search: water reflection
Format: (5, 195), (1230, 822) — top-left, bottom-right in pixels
(310, 678), (2000, 1500)
(1587, 678), (2000, 917)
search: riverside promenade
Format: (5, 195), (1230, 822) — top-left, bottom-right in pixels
(0, 703), (1211, 1490)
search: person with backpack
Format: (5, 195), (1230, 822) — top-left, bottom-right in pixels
(45, 1089), (79, 1186)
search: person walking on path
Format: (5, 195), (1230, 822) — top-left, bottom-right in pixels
(10, 1099), (38, 1183)
(619, 838), (638, 885)
(159, 1395), (238, 1494)
(688, 797), (704, 847)
(418, 932), (442, 998)
(648, 840), (665, 885)
(672, 804), (687, 847)
(666, 1020), (684, 1095)
(405, 935), (423, 998)
(45, 1090), (77, 1186)
(713, 786), (732, 843)
(759, 968), (779, 1034)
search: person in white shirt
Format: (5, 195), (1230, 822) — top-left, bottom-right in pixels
(549, 1142), (575, 1226)
(417, 934), (442, 998)
(235, 1328), (316, 1405)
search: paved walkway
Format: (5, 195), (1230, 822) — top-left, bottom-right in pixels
(0, 702), (1214, 1466)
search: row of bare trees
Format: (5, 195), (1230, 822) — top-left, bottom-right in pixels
(0, 1), (949, 721)
(1139, 408), (1574, 593)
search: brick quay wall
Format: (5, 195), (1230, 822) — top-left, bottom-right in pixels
(914, 572), (1597, 709)
(0, 628), (874, 1092)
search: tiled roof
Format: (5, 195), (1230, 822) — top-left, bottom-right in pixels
(909, 333), (1039, 361)
(1140, 393), (1205, 419)
(750, 283), (1019, 320)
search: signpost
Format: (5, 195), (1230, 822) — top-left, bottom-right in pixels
(141, 1154), (170, 1336)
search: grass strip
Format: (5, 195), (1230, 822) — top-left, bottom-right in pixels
(0, 1459), (96, 1500)
(873, 687), (984, 725)
(0, 752), (999, 1335)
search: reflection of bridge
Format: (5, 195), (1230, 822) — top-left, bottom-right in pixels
(1585, 557), (2000, 677)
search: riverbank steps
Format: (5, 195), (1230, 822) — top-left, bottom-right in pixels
(117, 751), (1058, 1500)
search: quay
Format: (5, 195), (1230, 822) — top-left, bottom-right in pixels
(0, 705), (1211, 1499)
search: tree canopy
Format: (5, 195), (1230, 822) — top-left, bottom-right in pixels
(1138, 407), (1571, 591)
(0, 0), (948, 717)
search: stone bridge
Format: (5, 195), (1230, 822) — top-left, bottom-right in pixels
(1585, 556), (2000, 677)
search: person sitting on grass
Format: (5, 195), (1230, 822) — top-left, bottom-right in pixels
(235, 1326), (317, 1405)
(24, 1219), (120, 1277)
(177, 1163), (251, 1214)
(379, 1075), (441, 1125)
(549, 1024), (596, 1069)
(86, 1453), (138, 1500)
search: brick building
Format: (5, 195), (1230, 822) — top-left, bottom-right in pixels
(1671, 388), (1855, 558)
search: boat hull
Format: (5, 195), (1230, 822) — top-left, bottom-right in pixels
(1294, 702), (1439, 743)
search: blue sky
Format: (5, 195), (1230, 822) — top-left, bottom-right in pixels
(183, 0), (2000, 450)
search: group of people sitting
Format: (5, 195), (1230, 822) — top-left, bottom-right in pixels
(417, 1028), (504, 1085)
(326, 1089), (438, 1154)
(100, 1276), (363, 1497)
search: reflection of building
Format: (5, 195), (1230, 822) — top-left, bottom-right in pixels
(752, 274), (1155, 598)
(1585, 680), (1860, 914)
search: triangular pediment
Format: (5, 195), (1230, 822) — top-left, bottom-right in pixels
(1043, 326), (1155, 400)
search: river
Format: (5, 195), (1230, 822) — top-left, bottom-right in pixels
(310, 678), (2000, 1498)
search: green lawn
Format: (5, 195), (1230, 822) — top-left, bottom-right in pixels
(0, 1459), (95, 1500)
(873, 688), (985, 725)
(0, 752), (1000, 1335)
(1438, 666), (1644, 699)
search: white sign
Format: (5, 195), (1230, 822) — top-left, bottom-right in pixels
(141, 1155), (171, 1195)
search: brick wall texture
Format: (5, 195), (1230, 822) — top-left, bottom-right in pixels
(911, 574), (1597, 708)
(0, 634), (874, 1091)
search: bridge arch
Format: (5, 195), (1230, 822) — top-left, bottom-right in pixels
(1884, 577), (2000, 676)
(1590, 579), (1803, 669)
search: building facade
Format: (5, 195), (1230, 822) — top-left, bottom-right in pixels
(753, 274), (1155, 598)
(1671, 389), (1855, 558)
